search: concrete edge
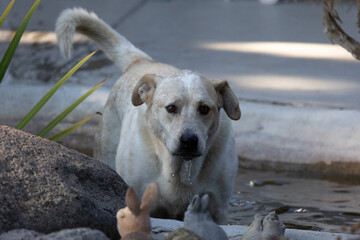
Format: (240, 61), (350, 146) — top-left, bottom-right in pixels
(233, 101), (360, 164)
(1, 83), (360, 178)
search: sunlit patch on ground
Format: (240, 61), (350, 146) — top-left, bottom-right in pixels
(0, 30), (87, 43)
(199, 41), (357, 62)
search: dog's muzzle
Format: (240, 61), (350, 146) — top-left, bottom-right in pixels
(173, 131), (201, 160)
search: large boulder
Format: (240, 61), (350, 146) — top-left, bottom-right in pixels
(0, 125), (127, 240)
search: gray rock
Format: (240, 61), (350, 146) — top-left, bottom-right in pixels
(0, 229), (42, 240)
(40, 228), (110, 240)
(0, 228), (110, 240)
(0, 125), (127, 240)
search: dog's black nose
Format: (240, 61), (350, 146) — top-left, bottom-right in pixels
(175, 132), (201, 160)
(180, 132), (198, 148)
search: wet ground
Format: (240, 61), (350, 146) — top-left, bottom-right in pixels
(228, 168), (360, 233)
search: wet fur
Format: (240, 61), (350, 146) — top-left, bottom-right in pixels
(56, 8), (241, 224)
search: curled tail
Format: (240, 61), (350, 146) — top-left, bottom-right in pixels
(55, 8), (152, 71)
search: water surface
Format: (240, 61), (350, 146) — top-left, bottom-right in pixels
(228, 168), (360, 233)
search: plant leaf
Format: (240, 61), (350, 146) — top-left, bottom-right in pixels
(48, 113), (101, 142)
(0, 0), (15, 28)
(38, 76), (107, 137)
(16, 50), (98, 130)
(0, 0), (40, 84)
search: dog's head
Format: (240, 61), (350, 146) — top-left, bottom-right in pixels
(131, 70), (240, 161)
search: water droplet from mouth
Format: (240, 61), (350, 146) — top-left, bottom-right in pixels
(171, 172), (175, 177)
(185, 161), (192, 185)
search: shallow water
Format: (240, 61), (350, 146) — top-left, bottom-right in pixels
(228, 168), (360, 233)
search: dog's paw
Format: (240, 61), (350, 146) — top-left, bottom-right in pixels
(241, 212), (286, 240)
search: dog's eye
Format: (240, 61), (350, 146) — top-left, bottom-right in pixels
(198, 105), (210, 115)
(166, 105), (177, 113)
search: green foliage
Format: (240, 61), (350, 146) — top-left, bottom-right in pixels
(0, 0), (41, 84)
(49, 113), (101, 142)
(0, 0), (15, 27)
(0, 0), (105, 142)
(16, 50), (98, 130)
(38, 76), (107, 138)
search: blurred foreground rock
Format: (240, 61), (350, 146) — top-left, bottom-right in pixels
(0, 125), (127, 240)
(0, 228), (110, 240)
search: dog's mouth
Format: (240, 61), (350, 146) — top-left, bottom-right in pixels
(173, 151), (201, 161)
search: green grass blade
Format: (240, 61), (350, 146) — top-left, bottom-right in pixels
(0, 0), (15, 27)
(48, 113), (100, 142)
(16, 50), (98, 130)
(38, 77), (107, 137)
(0, 0), (40, 84)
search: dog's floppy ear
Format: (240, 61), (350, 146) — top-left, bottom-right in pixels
(211, 79), (241, 120)
(132, 74), (158, 106)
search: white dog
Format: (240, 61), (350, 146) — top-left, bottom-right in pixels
(56, 8), (241, 224)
